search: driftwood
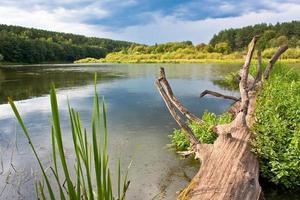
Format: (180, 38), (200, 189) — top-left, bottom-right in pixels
(155, 36), (288, 200)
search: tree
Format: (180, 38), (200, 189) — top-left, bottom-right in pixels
(0, 24), (134, 63)
(276, 35), (288, 46)
(214, 42), (230, 54)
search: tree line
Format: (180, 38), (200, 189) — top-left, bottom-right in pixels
(122, 21), (300, 55)
(209, 21), (300, 53)
(0, 24), (134, 63)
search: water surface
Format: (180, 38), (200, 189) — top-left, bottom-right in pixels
(0, 63), (297, 199)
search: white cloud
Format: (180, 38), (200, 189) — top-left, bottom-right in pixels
(112, 2), (300, 44)
(0, 5), (112, 38)
(0, 2), (299, 44)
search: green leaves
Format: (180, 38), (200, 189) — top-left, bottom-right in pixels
(170, 112), (232, 150)
(252, 65), (300, 188)
(9, 74), (130, 199)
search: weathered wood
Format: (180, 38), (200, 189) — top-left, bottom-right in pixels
(263, 44), (288, 79)
(159, 68), (203, 124)
(200, 90), (240, 102)
(155, 36), (288, 200)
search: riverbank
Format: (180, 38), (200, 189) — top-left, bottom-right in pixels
(169, 63), (300, 191)
(74, 57), (300, 64)
(74, 45), (300, 64)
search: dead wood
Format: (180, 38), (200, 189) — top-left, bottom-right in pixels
(200, 90), (240, 102)
(155, 36), (288, 200)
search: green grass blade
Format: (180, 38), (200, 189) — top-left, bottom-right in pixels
(50, 85), (76, 199)
(51, 128), (66, 200)
(75, 163), (81, 200)
(118, 159), (121, 200)
(50, 167), (66, 200)
(8, 97), (56, 200)
(39, 181), (47, 200)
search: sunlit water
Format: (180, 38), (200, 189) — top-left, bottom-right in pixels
(0, 63), (298, 199)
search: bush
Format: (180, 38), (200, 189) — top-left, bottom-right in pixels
(252, 66), (300, 188)
(169, 112), (232, 150)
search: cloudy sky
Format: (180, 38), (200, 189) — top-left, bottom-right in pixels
(0, 0), (299, 44)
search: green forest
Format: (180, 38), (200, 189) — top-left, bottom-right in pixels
(1, 21), (299, 64)
(76, 21), (300, 63)
(0, 24), (134, 63)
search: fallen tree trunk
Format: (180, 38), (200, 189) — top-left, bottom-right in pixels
(155, 36), (288, 200)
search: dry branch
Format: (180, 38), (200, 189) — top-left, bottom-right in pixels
(264, 44), (288, 80)
(200, 90), (240, 102)
(253, 49), (262, 88)
(158, 68), (203, 124)
(156, 36), (288, 200)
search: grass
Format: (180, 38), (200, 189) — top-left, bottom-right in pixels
(8, 74), (130, 199)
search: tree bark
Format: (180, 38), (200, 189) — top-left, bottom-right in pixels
(155, 37), (288, 200)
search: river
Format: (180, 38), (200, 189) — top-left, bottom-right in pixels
(0, 63), (297, 199)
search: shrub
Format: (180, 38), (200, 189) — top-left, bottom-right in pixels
(252, 66), (300, 188)
(169, 112), (232, 150)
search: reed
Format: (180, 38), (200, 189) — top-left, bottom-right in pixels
(8, 74), (130, 199)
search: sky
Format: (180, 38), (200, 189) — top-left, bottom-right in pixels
(0, 0), (299, 44)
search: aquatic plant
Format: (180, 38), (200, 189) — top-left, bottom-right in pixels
(8, 74), (130, 199)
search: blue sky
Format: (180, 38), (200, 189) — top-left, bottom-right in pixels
(0, 0), (299, 44)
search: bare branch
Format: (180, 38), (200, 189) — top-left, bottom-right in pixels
(155, 79), (199, 146)
(263, 44), (288, 80)
(241, 35), (260, 89)
(159, 68), (203, 124)
(200, 90), (240, 102)
(254, 49), (262, 84)
(249, 49), (262, 91)
(239, 35), (259, 115)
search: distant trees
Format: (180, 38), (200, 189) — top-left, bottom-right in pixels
(0, 24), (134, 63)
(214, 42), (230, 54)
(2, 21), (300, 64)
(210, 21), (300, 52)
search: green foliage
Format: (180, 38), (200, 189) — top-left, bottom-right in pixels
(0, 24), (134, 63)
(8, 75), (130, 199)
(74, 57), (105, 63)
(170, 63), (300, 188)
(76, 44), (300, 64)
(214, 42), (230, 54)
(169, 112), (232, 151)
(252, 66), (300, 188)
(0, 53), (3, 61)
(210, 21), (300, 52)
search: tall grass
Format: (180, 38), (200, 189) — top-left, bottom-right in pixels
(8, 74), (130, 199)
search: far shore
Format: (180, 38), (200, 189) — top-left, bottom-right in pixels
(1, 59), (300, 68)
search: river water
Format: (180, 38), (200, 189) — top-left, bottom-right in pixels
(0, 63), (297, 199)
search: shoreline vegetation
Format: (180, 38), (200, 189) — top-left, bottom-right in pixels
(75, 21), (300, 64)
(169, 63), (300, 189)
(74, 46), (300, 64)
(74, 56), (300, 64)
